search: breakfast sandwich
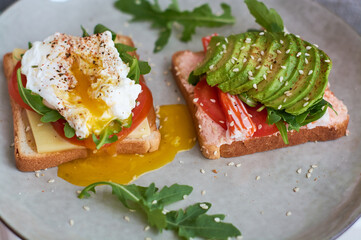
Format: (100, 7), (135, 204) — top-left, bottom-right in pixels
(3, 25), (160, 171)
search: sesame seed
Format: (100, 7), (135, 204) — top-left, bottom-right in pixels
(248, 71), (253, 76)
(124, 216), (130, 222)
(308, 70), (313, 75)
(253, 83), (258, 89)
(304, 97), (309, 101)
(225, 37), (228, 43)
(284, 32), (288, 36)
(279, 76), (284, 82)
(198, 124), (202, 129)
(296, 168), (302, 174)
(214, 217), (221, 223)
(200, 169), (205, 174)
(283, 98), (287, 103)
(25, 126), (30, 132)
(37, 123), (43, 127)
(260, 51), (264, 56)
(277, 50), (282, 54)
(256, 65), (261, 69)
(286, 211), (292, 216)
(313, 44), (319, 48)
(210, 99), (216, 103)
(233, 68), (240, 72)
(245, 38), (251, 43)
(200, 203), (209, 210)
(219, 120), (225, 124)
(243, 58), (247, 63)
(83, 206), (90, 211)
(293, 187), (300, 192)
(296, 52), (302, 57)
(69, 219), (74, 226)
(278, 105), (282, 110)
(76, 190), (81, 194)
(228, 110), (232, 115)
(48, 179), (55, 183)
(258, 124), (262, 130)
(200, 103), (203, 107)
(144, 226), (150, 231)
(285, 82), (289, 86)
(241, 46), (245, 50)
(256, 176), (261, 180)
(263, 74), (267, 80)
(193, 98), (199, 103)
(325, 59), (330, 63)
(311, 164), (318, 168)
(296, 34), (300, 38)
(305, 58), (309, 64)
(306, 173), (311, 178)
(305, 53), (310, 57)
(222, 44), (226, 49)
(35, 172), (40, 178)
(201, 190), (206, 195)
(303, 102), (309, 107)
(281, 65), (286, 69)
(306, 46), (312, 50)
(250, 55), (255, 60)
(280, 40), (284, 44)
(270, 64), (273, 70)
(209, 64), (214, 70)
(232, 56), (238, 61)
(152, 200), (157, 204)
(230, 121), (235, 127)
(216, 42), (220, 46)
(284, 91), (292, 96)
(259, 32), (265, 35)
(257, 57), (262, 62)
(299, 70), (304, 75)
(249, 76), (255, 80)
(236, 163), (242, 167)
(286, 49), (290, 54)
(227, 162), (235, 166)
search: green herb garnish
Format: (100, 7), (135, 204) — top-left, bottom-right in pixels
(92, 128), (119, 149)
(64, 122), (76, 138)
(114, 0), (235, 53)
(244, 0), (284, 32)
(81, 25), (89, 37)
(79, 182), (241, 239)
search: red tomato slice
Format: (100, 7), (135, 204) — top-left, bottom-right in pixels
(218, 89), (256, 138)
(202, 33), (218, 52)
(194, 79), (227, 129)
(244, 105), (279, 137)
(9, 61), (33, 111)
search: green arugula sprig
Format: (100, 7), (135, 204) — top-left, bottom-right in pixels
(16, 68), (62, 123)
(244, 0), (284, 32)
(114, 0), (235, 52)
(79, 182), (241, 240)
(266, 99), (334, 144)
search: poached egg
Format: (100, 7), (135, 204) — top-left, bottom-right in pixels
(21, 31), (141, 139)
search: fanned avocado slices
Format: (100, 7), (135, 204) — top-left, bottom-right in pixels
(191, 32), (332, 115)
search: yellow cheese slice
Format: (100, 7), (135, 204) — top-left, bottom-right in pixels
(26, 110), (85, 153)
(26, 110), (151, 153)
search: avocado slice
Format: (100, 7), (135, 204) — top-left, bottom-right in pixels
(217, 32), (265, 93)
(247, 33), (298, 101)
(262, 35), (306, 105)
(206, 34), (244, 86)
(285, 52), (331, 115)
(229, 32), (283, 94)
(265, 43), (321, 111)
(193, 36), (227, 76)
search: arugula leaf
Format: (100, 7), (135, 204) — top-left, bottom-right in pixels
(81, 25), (89, 37)
(28, 42), (32, 49)
(114, 0), (235, 52)
(64, 122), (75, 138)
(40, 110), (62, 123)
(79, 182), (241, 239)
(93, 24), (116, 41)
(266, 99), (334, 144)
(244, 0), (284, 32)
(92, 127), (119, 149)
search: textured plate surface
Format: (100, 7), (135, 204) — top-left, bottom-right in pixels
(0, 0), (361, 239)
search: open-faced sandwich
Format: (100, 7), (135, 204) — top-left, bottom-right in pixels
(172, 13), (349, 159)
(3, 25), (160, 171)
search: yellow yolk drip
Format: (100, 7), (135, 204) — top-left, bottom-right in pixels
(57, 104), (196, 186)
(69, 58), (113, 135)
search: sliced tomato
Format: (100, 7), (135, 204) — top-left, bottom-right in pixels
(51, 79), (153, 148)
(202, 33), (218, 52)
(244, 105), (279, 137)
(9, 61), (33, 111)
(194, 79), (226, 129)
(218, 89), (256, 138)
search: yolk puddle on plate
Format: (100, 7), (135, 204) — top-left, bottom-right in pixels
(57, 104), (196, 186)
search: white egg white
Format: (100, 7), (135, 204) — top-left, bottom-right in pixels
(21, 31), (141, 138)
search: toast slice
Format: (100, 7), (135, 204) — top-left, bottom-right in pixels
(172, 50), (349, 159)
(3, 35), (160, 171)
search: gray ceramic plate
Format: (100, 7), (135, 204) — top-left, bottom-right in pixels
(0, 0), (360, 239)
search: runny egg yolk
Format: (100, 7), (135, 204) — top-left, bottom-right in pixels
(57, 104), (196, 186)
(68, 58), (113, 135)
